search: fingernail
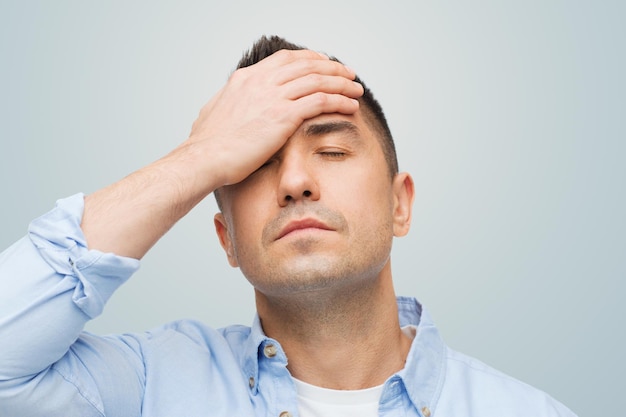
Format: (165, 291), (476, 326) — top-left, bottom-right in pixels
(345, 66), (357, 78)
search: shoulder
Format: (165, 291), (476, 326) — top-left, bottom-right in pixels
(438, 347), (577, 417)
(104, 319), (252, 359)
(139, 319), (251, 347)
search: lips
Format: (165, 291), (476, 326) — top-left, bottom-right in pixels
(276, 218), (334, 240)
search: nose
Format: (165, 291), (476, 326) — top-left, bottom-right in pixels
(276, 153), (320, 207)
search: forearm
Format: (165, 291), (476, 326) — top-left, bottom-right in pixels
(82, 141), (220, 259)
(81, 50), (362, 260)
(0, 195), (139, 380)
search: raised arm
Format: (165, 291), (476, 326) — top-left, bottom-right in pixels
(82, 49), (363, 259)
(0, 48), (362, 415)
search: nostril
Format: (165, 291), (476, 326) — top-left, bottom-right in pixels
(303, 190), (312, 197)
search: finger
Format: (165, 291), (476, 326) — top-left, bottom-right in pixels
(284, 74), (364, 100)
(270, 57), (356, 85)
(248, 48), (354, 83)
(290, 93), (361, 122)
(256, 48), (330, 69)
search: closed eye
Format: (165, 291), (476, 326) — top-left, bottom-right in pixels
(252, 158), (277, 175)
(320, 151), (346, 158)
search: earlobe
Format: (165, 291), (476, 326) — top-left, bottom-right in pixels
(214, 213), (239, 267)
(392, 173), (415, 237)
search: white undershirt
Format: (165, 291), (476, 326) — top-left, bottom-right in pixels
(293, 377), (384, 417)
(293, 326), (417, 417)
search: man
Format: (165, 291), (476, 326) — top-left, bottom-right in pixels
(0, 36), (575, 416)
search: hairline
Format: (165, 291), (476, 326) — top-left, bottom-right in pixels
(214, 36), (399, 210)
(214, 108), (395, 212)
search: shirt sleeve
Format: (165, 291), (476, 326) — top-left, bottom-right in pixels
(0, 194), (144, 416)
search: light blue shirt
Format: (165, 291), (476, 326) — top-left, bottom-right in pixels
(0, 194), (577, 417)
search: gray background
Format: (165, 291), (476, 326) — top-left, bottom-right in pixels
(1, 1), (624, 415)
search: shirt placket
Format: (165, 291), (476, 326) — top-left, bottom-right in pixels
(257, 339), (299, 417)
(378, 376), (429, 417)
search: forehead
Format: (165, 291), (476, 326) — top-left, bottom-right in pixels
(294, 110), (377, 142)
(217, 110), (386, 211)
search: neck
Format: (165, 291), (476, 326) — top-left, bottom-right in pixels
(255, 262), (412, 390)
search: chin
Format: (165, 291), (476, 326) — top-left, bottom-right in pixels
(249, 257), (380, 298)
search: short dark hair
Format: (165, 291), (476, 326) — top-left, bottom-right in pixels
(215, 35), (398, 210)
(237, 35), (398, 176)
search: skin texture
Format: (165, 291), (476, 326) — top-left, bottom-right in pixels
(215, 111), (416, 388)
(215, 112), (408, 297)
(81, 48), (415, 390)
(81, 50), (363, 259)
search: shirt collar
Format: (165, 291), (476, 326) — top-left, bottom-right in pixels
(394, 296), (446, 415)
(243, 314), (280, 395)
(242, 296), (447, 412)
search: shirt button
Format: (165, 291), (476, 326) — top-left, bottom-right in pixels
(264, 344), (278, 358)
(279, 412), (293, 417)
(248, 376), (255, 388)
(421, 406), (431, 417)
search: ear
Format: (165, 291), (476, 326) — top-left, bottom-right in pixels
(214, 213), (239, 267)
(391, 172), (415, 237)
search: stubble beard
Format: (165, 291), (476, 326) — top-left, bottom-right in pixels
(242, 231), (393, 304)
(235, 201), (395, 304)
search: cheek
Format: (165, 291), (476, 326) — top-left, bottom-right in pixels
(225, 177), (274, 223)
(329, 172), (395, 230)
(222, 199), (268, 259)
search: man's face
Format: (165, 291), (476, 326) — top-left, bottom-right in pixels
(214, 110), (413, 297)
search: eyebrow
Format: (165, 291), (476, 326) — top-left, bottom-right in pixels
(304, 120), (361, 139)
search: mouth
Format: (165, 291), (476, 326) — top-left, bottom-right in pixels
(276, 218), (334, 240)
